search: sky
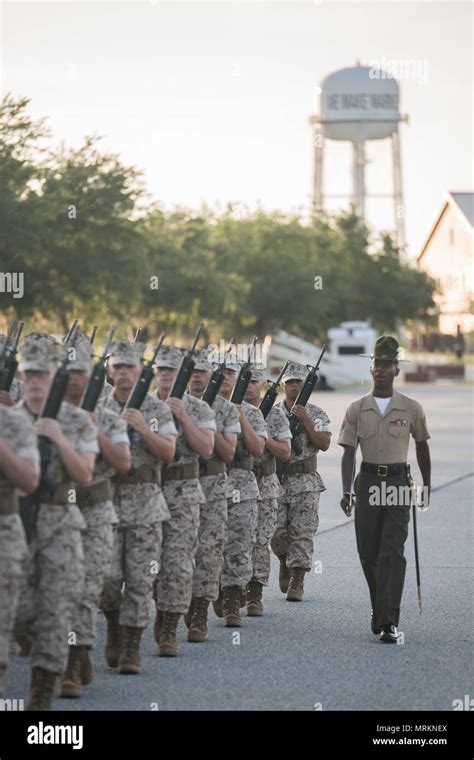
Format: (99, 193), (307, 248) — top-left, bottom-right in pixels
(1, 0), (472, 257)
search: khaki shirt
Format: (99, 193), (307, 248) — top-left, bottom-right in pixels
(338, 390), (430, 464)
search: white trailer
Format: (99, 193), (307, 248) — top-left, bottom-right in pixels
(264, 321), (378, 388)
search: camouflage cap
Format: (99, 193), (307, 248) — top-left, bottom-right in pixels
(192, 348), (213, 372)
(281, 361), (308, 383)
(19, 334), (59, 372)
(59, 329), (93, 371)
(360, 335), (408, 362)
(248, 363), (265, 382)
(154, 345), (183, 369)
(108, 339), (144, 366)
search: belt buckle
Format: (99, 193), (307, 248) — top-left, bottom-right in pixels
(377, 465), (388, 477)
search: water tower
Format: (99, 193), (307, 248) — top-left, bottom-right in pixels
(310, 64), (408, 250)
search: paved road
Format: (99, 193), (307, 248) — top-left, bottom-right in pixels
(6, 381), (473, 710)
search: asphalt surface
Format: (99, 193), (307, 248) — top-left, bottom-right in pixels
(6, 380), (473, 710)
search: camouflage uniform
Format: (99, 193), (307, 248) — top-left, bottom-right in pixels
(0, 407), (38, 697)
(72, 404), (128, 647)
(253, 404), (291, 585)
(271, 397), (331, 571)
(194, 393), (240, 601)
(154, 388), (216, 614)
(15, 399), (98, 674)
(222, 399), (267, 589)
(100, 391), (176, 628)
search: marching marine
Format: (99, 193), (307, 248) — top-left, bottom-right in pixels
(271, 361), (331, 602)
(14, 334), (98, 710)
(243, 365), (291, 615)
(186, 348), (240, 641)
(99, 340), (177, 673)
(153, 346), (216, 656)
(217, 360), (267, 627)
(338, 336), (431, 642)
(58, 334), (131, 697)
(0, 405), (39, 698)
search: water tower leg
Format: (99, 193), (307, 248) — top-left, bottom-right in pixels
(313, 126), (324, 213)
(352, 137), (366, 220)
(392, 126), (406, 252)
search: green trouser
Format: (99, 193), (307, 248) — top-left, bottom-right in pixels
(354, 471), (411, 628)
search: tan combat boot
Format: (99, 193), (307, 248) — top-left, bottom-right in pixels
(278, 554), (290, 593)
(246, 580), (264, 616)
(212, 588), (224, 618)
(158, 612), (181, 657)
(26, 668), (57, 711)
(104, 610), (122, 667)
(286, 567), (306, 601)
(59, 645), (83, 698)
(188, 598), (210, 642)
(118, 626), (143, 674)
(81, 647), (94, 685)
(223, 586), (241, 627)
(154, 609), (163, 643)
(184, 597), (195, 629)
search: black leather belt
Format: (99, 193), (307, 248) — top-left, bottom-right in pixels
(361, 462), (407, 477)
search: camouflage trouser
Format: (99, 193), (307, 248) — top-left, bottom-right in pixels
(71, 514), (114, 647)
(100, 522), (162, 628)
(0, 515), (26, 698)
(16, 508), (85, 674)
(252, 496), (278, 586)
(192, 496), (228, 601)
(221, 498), (258, 590)
(154, 496), (200, 615)
(271, 491), (320, 571)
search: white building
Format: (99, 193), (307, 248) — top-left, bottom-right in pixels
(417, 191), (474, 335)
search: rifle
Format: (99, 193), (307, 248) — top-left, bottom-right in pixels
(230, 336), (258, 405)
(259, 360), (290, 419)
(202, 338), (236, 408)
(0, 320), (24, 392)
(89, 325), (98, 345)
(122, 334), (166, 473)
(276, 345), (326, 481)
(287, 345), (327, 451)
(37, 320), (79, 494)
(81, 326), (116, 412)
(168, 323), (204, 399)
(124, 333), (166, 411)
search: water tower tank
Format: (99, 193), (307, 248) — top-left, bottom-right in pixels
(321, 65), (400, 141)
